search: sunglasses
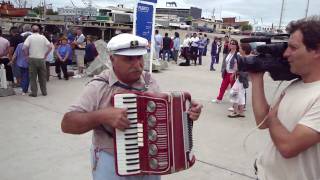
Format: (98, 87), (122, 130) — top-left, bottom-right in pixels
(230, 42), (237, 45)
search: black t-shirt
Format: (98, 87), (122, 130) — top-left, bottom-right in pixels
(162, 37), (172, 50)
(9, 35), (23, 51)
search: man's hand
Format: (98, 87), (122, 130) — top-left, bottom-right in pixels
(248, 72), (265, 81)
(7, 60), (13, 66)
(187, 100), (203, 121)
(98, 107), (130, 131)
(266, 93), (285, 126)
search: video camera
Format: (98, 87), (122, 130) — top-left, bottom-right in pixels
(237, 37), (300, 81)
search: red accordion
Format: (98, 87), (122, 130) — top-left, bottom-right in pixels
(113, 91), (195, 176)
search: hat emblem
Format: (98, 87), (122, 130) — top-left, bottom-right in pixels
(130, 40), (139, 48)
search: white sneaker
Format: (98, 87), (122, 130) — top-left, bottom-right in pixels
(73, 74), (82, 79)
(211, 99), (221, 103)
(228, 107), (234, 111)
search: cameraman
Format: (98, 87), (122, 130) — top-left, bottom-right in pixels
(250, 16), (320, 180)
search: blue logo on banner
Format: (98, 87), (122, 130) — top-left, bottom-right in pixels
(136, 3), (154, 42)
(140, 0), (157, 3)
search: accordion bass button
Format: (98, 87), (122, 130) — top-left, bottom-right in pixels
(147, 115), (157, 127)
(148, 130), (157, 141)
(148, 144), (158, 156)
(147, 101), (156, 112)
(149, 158), (159, 170)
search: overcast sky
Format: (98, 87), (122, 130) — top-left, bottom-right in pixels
(37, 0), (320, 26)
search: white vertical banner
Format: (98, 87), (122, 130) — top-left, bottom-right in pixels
(133, 0), (157, 73)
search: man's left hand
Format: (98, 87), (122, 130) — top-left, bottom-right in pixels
(187, 100), (203, 121)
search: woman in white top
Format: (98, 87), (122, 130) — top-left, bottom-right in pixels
(228, 43), (251, 117)
(212, 39), (239, 103)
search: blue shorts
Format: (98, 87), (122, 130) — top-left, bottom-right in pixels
(91, 147), (161, 180)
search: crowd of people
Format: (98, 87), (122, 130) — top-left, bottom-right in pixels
(154, 30), (211, 66)
(0, 25), (99, 97)
(153, 30), (249, 118)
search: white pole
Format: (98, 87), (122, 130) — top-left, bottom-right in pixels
(305, 0), (310, 18)
(149, 3), (156, 74)
(132, 0), (137, 34)
(279, 0), (285, 30)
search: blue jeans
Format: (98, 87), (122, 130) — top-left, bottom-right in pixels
(162, 50), (171, 61)
(198, 48), (204, 65)
(210, 56), (216, 70)
(19, 67), (29, 93)
(91, 147), (161, 180)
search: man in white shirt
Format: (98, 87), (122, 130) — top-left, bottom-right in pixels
(154, 30), (162, 60)
(23, 25), (52, 97)
(189, 33), (199, 65)
(73, 28), (86, 78)
(250, 16), (320, 180)
(0, 29), (13, 84)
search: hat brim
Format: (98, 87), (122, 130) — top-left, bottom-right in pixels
(113, 48), (147, 56)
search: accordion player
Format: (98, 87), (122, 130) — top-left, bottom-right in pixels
(112, 91), (195, 176)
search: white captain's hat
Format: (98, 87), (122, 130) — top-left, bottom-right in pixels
(107, 33), (148, 56)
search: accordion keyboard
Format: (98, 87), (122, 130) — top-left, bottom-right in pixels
(114, 94), (143, 175)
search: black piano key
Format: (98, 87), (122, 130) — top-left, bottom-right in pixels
(127, 169), (140, 173)
(125, 147), (139, 151)
(128, 117), (137, 120)
(126, 158), (139, 161)
(127, 111), (137, 114)
(125, 133), (137, 136)
(123, 96), (136, 99)
(126, 152), (139, 155)
(127, 127), (137, 130)
(126, 143), (138, 147)
(123, 101), (136, 104)
(125, 137), (138, 140)
(127, 162), (140, 166)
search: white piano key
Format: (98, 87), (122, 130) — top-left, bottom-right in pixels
(137, 128), (143, 133)
(128, 113), (137, 119)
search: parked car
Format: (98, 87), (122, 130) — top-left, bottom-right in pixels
(217, 26), (240, 34)
(155, 23), (165, 29)
(196, 26), (214, 33)
(241, 30), (252, 35)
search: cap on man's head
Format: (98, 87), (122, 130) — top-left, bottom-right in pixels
(107, 33), (148, 56)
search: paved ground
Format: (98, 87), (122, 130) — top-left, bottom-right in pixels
(0, 52), (286, 180)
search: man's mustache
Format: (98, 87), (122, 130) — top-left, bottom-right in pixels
(128, 68), (143, 73)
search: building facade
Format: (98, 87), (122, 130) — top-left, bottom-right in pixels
(156, 6), (201, 19)
(57, 6), (97, 16)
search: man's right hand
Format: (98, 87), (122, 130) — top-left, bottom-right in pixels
(248, 72), (265, 82)
(98, 107), (130, 131)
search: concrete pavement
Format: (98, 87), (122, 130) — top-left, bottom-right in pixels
(0, 54), (285, 180)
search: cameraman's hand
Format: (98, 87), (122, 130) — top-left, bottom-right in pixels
(98, 107), (130, 131)
(248, 72), (265, 82)
(266, 93), (285, 126)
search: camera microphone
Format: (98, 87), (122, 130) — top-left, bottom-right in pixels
(240, 37), (272, 44)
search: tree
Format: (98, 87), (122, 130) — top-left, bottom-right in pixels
(241, 24), (253, 31)
(13, 0), (27, 8)
(46, 9), (58, 15)
(32, 7), (41, 15)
